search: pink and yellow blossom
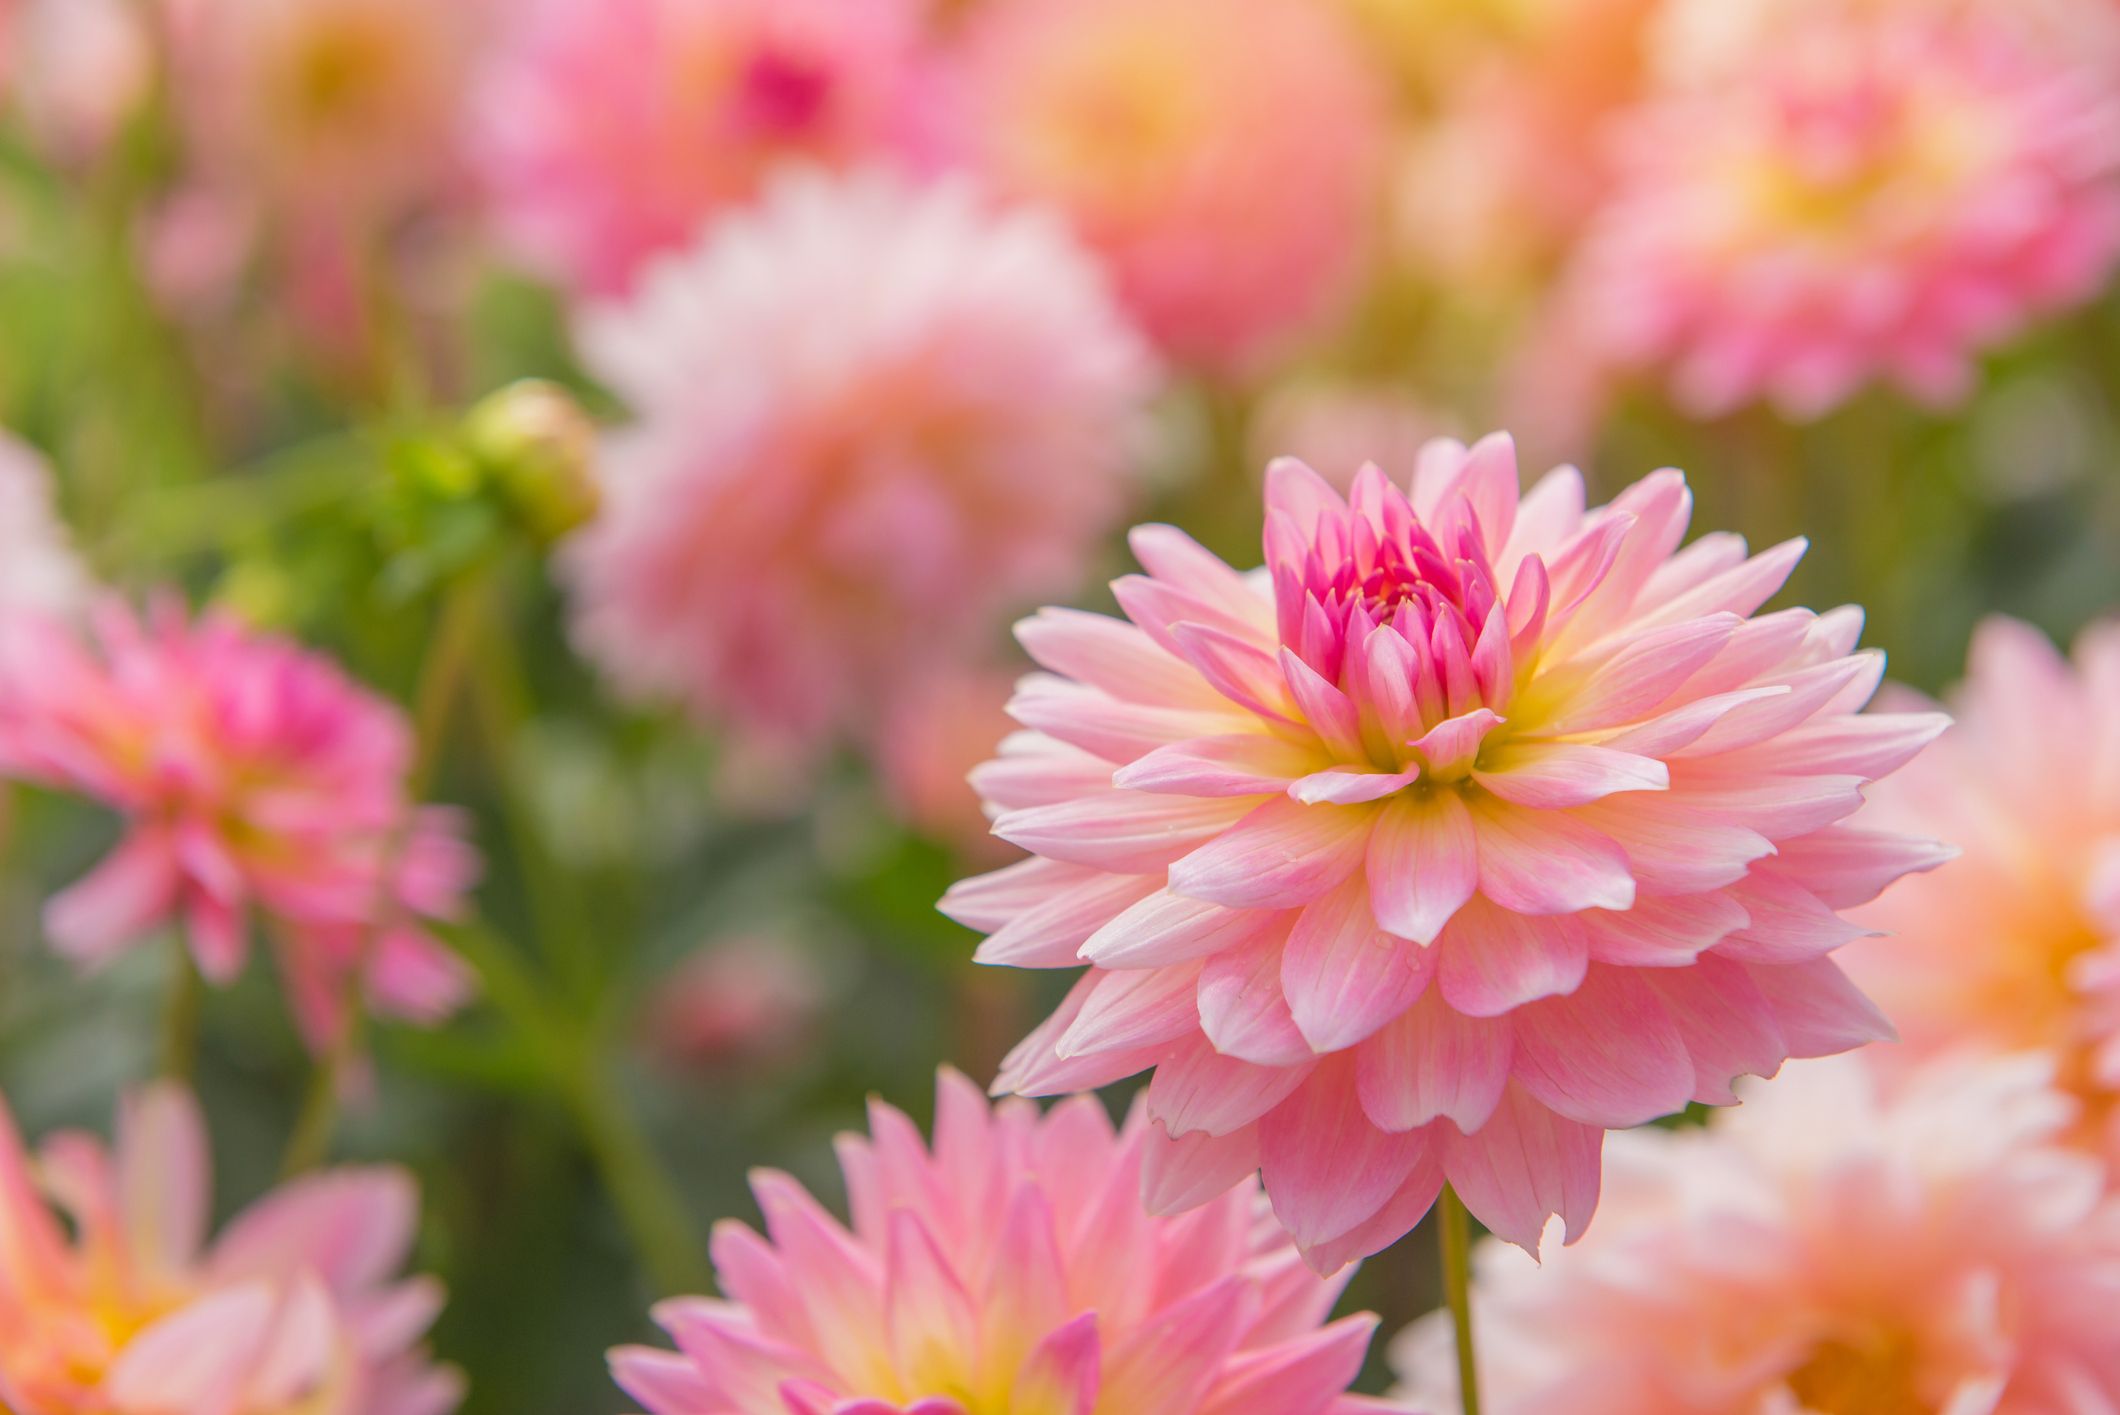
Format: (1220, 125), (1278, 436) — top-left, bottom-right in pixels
(1848, 615), (2120, 1157)
(945, 433), (1946, 1270)
(611, 1069), (1394, 1415)
(466, 0), (937, 297)
(0, 1082), (460, 1413)
(0, 598), (479, 1052)
(565, 167), (1155, 759)
(1564, 3), (2120, 417)
(1390, 1054), (2120, 1413)
(953, 0), (1388, 372)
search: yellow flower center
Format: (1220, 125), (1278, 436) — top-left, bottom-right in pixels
(1784, 1327), (1929, 1415)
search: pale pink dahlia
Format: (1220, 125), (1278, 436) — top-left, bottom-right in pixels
(610, 1070), (1394, 1415)
(1847, 616), (2120, 1157)
(0, 1082), (460, 1413)
(0, 599), (478, 1052)
(944, 434), (1948, 1270)
(466, 0), (935, 297)
(953, 0), (1388, 371)
(1389, 1054), (2120, 1413)
(566, 168), (1156, 756)
(1567, 5), (2120, 417)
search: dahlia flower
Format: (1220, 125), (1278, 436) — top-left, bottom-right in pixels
(953, 0), (1388, 371)
(1389, 1054), (2120, 1413)
(1848, 615), (2120, 1156)
(0, 1082), (460, 1413)
(164, 0), (484, 222)
(610, 1069), (1391, 1415)
(1567, 4), (2120, 418)
(944, 433), (1946, 1269)
(0, 598), (478, 1052)
(566, 168), (1156, 757)
(467, 0), (935, 297)
(0, 432), (90, 619)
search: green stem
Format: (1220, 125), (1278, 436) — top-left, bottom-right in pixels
(563, 1057), (710, 1298)
(1440, 1184), (1483, 1415)
(159, 949), (202, 1082)
(280, 1025), (356, 1176)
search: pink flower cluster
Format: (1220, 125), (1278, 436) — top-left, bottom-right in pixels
(0, 1083), (457, 1413)
(0, 599), (478, 1052)
(613, 1070), (1393, 1415)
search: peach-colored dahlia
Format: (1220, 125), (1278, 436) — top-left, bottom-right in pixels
(1389, 1054), (2120, 1413)
(0, 599), (478, 1052)
(467, 0), (936, 298)
(0, 1082), (459, 1413)
(1848, 616), (2120, 1157)
(944, 434), (1947, 1270)
(953, 0), (1388, 372)
(610, 1070), (1393, 1415)
(565, 168), (1156, 757)
(1567, 3), (2120, 417)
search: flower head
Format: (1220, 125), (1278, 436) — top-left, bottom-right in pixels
(1389, 1054), (2120, 1413)
(564, 167), (1155, 758)
(1848, 615), (2120, 1156)
(954, 0), (1388, 371)
(467, 0), (936, 296)
(0, 1082), (459, 1413)
(944, 433), (1946, 1270)
(0, 598), (478, 1052)
(610, 1069), (1388, 1415)
(1566, 3), (2120, 417)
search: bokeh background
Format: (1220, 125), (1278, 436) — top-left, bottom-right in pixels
(0, 0), (2115, 1407)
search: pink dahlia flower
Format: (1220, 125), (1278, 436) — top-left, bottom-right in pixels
(610, 1069), (1395, 1415)
(0, 1082), (459, 1413)
(1848, 616), (2120, 1156)
(953, 0), (1388, 372)
(944, 433), (1948, 1270)
(0, 599), (479, 1052)
(1567, 4), (2120, 417)
(1389, 1054), (2120, 1413)
(565, 168), (1156, 757)
(467, 0), (937, 297)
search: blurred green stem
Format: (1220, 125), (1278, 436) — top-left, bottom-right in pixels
(281, 1025), (357, 1176)
(159, 949), (202, 1081)
(1440, 1184), (1483, 1415)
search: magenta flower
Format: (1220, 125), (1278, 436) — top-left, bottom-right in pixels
(611, 1070), (1395, 1415)
(565, 167), (1156, 759)
(953, 0), (1388, 371)
(1848, 616), (2120, 1158)
(0, 599), (479, 1052)
(1567, 4), (2120, 417)
(467, 0), (936, 297)
(944, 434), (1946, 1269)
(0, 1082), (459, 1413)
(1389, 1055), (2120, 1413)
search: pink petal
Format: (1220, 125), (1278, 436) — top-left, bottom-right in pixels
(1258, 1057), (1429, 1250)
(1102, 1278), (1254, 1412)
(105, 1283), (277, 1415)
(1643, 955), (1789, 1104)
(1367, 792), (1478, 945)
(1355, 988), (1512, 1133)
(610, 1347), (720, 1413)
(1579, 891), (1747, 967)
(1141, 1122), (1261, 1215)
(1055, 964), (1203, 1059)
(1078, 890), (1283, 970)
(1016, 605), (1222, 707)
(119, 1083), (210, 1280)
(994, 792), (1252, 872)
(1168, 797), (1374, 909)
(976, 873), (1163, 968)
(1148, 1037), (1313, 1137)
(44, 826), (180, 968)
(1511, 967), (1695, 1126)
(885, 1212), (979, 1397)
(1436, 899), (1589, 1017)
(1441, 1084), (1602, 1253)
(1287, 765), (1421, 806)
(1198, 1316), (1381, 1415)
(1472, 743), (1668, 809)
(1764, 826), (1956, 909)
(1283, 875), (1435, 1053)
(1013, 1313), (1101, 1415)
(1197, 931), (1313, 1066)
(1746, 957), (1897, 1056)
(1408, 709), (1504, 777)
(210, 1168), (417, 1295)
(1472, 801), (1635, 915)
(1115, 733), (1318, 797)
